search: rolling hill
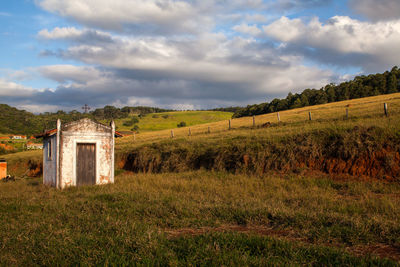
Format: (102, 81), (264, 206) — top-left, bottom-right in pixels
(1, 92), (400, 265)
(111, 110), (233, 132)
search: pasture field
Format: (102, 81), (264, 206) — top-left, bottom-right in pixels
(112, 110), (233, 132)
(1, 93), (400, 265)
(117, 92), (400, 147)
(115, 93), (400, 182)
(0, 171), (399, 265)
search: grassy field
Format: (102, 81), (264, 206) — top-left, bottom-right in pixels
(114, 93), (400, 181)
(0, 171), (399, 265)
(119, 93), (400, 145)
(1, 93), (400, 264)
(112, 110), (233, 132)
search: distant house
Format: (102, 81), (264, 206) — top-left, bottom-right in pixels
(36, 118), (122, 189)
(0, 143), (14, 151)
(10, 135), (26, 140)
(26, 142), (43, 150)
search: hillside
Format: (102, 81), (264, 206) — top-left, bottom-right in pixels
(0, 104), (93, 135)
(0, 104), (37, 134)
(112, 111), (233, 132)
(234, 66), (400, 118)
(0, 104), (231, 135)
(113, 93), (400, 181)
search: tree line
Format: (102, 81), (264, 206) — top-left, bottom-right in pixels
(0, 105), (173, 135)
(233, 66), (400, 118)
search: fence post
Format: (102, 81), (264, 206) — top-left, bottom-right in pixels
(345, 108), (349, 119)
(229, 119), (231, 130)
(188, 128), (191, 136)
(277, 112), (280, 122)
(171, 130), (174, 138)
(384, 103), (388, 117)
(253, 115), (255, 127)
(309, 111), (312, 121)
(133, 132), (136, 141)
(208, 126), (210, 134)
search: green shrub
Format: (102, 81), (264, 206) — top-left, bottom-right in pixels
(131, 116), (139, 123)
(123, 121), (134, 127)
(123, 116), (139, 127)
(131, 125), (140, 132)
(177, 121), (186, 128)
(162, 115), (169, 119)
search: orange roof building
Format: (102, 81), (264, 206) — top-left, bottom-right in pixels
(0, 159), (6, 179)
(0, 143), (14, 151)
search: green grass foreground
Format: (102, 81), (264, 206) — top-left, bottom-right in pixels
(0, 171), (399, 265)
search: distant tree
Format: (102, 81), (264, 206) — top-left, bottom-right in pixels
(313, 89), (328, 105)
(387, 73), (398, 94)
(291, 98), (302, 109)
(131, 116), (139, 124)
(325, 84), (336, 102)
(131, 125), (139, 132)
(123, 120), (134, 127)
(177, 121), (186, 128)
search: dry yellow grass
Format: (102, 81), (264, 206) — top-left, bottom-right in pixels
(117, 93), (400, 149)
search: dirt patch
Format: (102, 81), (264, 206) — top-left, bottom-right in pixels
(350, 243), (400, 262)
(27, 160), (42, 177)
(164, 224), (400, 262)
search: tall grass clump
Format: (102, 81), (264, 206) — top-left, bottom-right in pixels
(118, 124), (400, 180)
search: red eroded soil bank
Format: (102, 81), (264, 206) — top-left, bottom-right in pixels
(118, 126), (400, 181)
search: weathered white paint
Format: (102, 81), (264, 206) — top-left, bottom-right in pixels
(43, 134), (57, 187)
(42, 118), (115, 189)
(56, 119), (61, 189)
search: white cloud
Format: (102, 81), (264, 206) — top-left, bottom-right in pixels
(51, 32), (333, 94)
(37, 0), (211, 34)
(17, 104), (62, 113)
(350, 0), (400, 21)
(268, 0), (332, 11)
(233, 23), (262, 36)
(264, 16), (400, 71)
(38, 27), (113, 45)
(244, 13), (271, 23)
(38, 27), (83, 39)
(0, 78), (35, 97)
(38, 65), (104, 84)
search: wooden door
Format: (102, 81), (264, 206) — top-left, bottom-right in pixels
(76, 143), (96, 186)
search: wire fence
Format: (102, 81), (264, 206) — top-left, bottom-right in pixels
(117, 95), (400, 147)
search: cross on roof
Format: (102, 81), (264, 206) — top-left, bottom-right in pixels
(82, 104), (91, 113)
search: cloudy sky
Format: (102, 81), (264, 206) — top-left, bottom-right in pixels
(1, 0), (400, 112)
